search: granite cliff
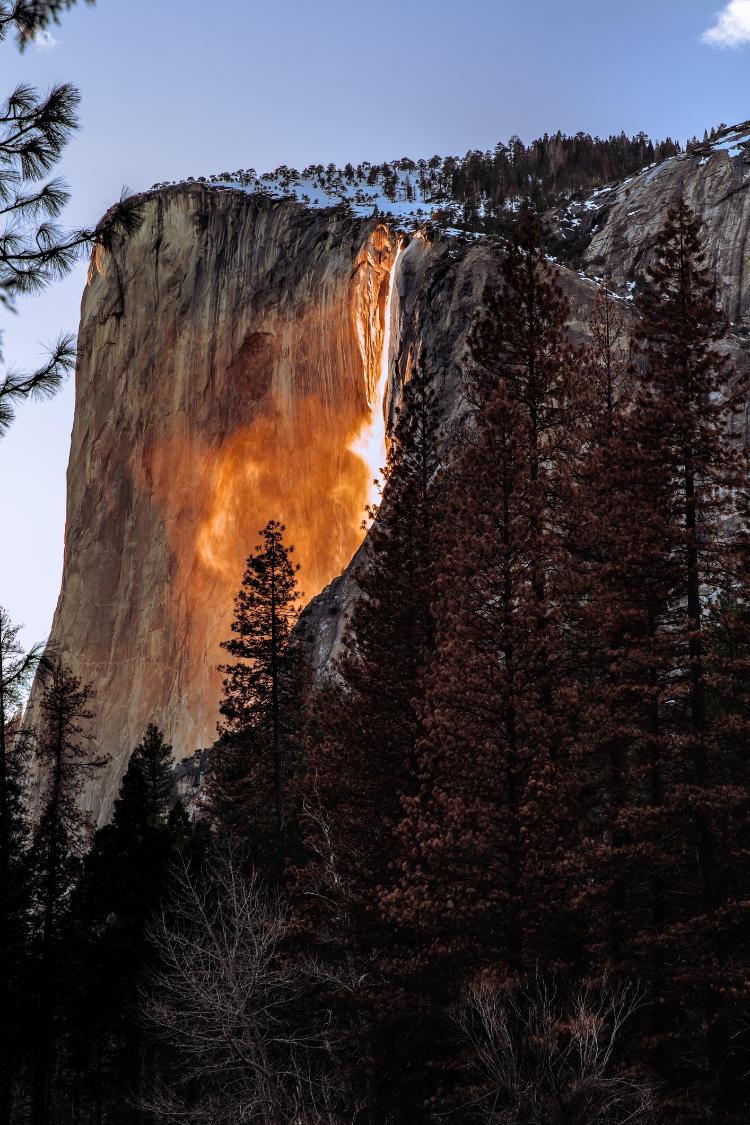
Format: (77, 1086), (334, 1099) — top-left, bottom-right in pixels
(33, 128), (750, 823)
(36, 187), (400, 821)
(551, 122), (750, 327)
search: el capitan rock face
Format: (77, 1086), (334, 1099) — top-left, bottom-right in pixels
(33, 135), (750, 823)
(39, 185), (401, 821)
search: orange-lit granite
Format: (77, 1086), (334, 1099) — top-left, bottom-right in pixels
(35, 187), (399, 820)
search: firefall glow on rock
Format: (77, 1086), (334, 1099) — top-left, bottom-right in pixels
(26, 190), (405, 822)
(192, 224), (402, 600)
(349, 240), (403, 512)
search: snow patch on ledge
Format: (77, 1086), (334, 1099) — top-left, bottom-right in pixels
(149, 164), (478, 233)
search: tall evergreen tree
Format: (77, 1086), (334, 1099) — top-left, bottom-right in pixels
(63, 725), (195, 1123)
(573, 200), (750, 1119)
(562, 283), (638, 967)
(586, 281), (632, 437)
(568, 315), (680, 1099)
(28, 663), (106, 1125)
(629, 199), (749, 1114)
(382, 218), (588, 1113)
(564, 283), (638, 968)
(390, 214), (585, 974)
(112, 722), (174, 831)
(210, 520), (303, 871)
(0, 608), (47, 1124)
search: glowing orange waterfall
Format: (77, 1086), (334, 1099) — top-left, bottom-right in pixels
(349, 238), (403, 511)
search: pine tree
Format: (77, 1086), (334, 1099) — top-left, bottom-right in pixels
(111, 723), (174, 832)
(303, 367), (441, 918)
(388, 379), (535, 975)
(0, 2), (92, 48)
(587, 281), (632, 436)
(629, 199), (750, 1113)
(0, 5), (141, 438)
(573, 201), (750, 1118)
(64, 726), (195, 1123)
(397, 214), (584, 954)
(28, 663), (106, 1125)
(0, 608), (48, 1123)
(569, 351), (685, 1103)
(210, 520), (303, 871)
(383, 218), (588, 1112)
(564, 284), (639, 967)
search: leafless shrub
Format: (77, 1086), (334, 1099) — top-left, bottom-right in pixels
(455, 970), (659, 1125)
(141, 845), (343, 1124)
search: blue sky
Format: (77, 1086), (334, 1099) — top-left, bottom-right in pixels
(2, 0), (750, 649)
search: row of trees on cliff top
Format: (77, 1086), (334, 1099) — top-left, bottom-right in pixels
(1, 199), (748, 1124)
(197, 129), (684, 241)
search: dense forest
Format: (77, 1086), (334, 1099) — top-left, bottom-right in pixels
(2, 200), (749, 1124)
(371, 129), (685, 225)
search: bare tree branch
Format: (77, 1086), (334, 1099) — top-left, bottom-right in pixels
(455, 969), (660, 1125)
(142, 844), (347, 1123)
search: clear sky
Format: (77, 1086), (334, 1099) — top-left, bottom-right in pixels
(2, 0), (749, 650)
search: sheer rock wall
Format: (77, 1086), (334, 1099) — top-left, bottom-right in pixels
(33, 145), (750, 823)
(579, 144), (750, 326)
(34, 186), (398, 821)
